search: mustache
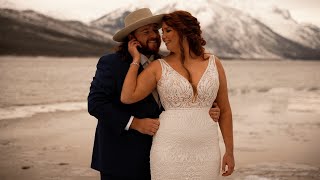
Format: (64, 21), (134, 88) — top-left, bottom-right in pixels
(147, 38), (161, 44)
(138, 39), (161, 55)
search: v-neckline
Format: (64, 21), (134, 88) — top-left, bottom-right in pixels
(161, 56), (212, 94)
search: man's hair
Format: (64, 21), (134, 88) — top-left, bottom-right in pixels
(114, 37), (132, 62)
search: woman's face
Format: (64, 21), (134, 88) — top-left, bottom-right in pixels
(161, 22), (179, 52)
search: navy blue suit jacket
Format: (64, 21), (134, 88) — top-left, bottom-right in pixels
(88, 53), (161, 178)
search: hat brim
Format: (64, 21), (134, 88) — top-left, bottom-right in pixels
(113, 14), (164, 42)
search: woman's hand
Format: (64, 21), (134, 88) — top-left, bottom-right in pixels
(128, 39), (142, 62)
(221, 152), (235, 176)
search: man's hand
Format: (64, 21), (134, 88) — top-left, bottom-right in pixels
(130, 117), (160, 136)
(209, 102), (220, 122)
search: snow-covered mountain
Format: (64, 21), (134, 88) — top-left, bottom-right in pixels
(1, 8), (113, 42)
(214, 0), (320, 49)
(91, 0), (320, 59)
(234, 6), (320, 50)
(257, 7), (320, 50)
(90, 5), (138, 35)
(1, 0), (319, 59)
(0, 8), (114, 56)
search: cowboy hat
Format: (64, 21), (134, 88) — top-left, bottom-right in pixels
(113, 8), (164, 42)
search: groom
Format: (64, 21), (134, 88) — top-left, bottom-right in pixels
(88, 8), (221, 180)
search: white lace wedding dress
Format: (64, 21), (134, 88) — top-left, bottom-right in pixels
(150, 55), (221, 180)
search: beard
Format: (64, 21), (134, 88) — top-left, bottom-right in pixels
(138, 38), (161, 55)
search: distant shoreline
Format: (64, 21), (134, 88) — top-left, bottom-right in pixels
(0, 55), (319, 61)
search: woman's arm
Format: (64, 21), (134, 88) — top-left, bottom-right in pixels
(120, 39), (159, 104)
(121, 61), (159, 104)
(214, 56), (235, 176)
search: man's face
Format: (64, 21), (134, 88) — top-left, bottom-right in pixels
(132, 23), (161, 55)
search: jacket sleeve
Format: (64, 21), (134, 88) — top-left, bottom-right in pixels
(87, 55), (131, 135)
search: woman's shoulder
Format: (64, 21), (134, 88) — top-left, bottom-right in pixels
(203, 50), (218, 60)
(147, 58), (162, 70)
(203, 51), (220, 62)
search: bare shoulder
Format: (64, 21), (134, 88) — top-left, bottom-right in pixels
(203, 51), (222, 68)
(149, 58), (162, 69)
(144, 59), (162, 74)
(145, 59), (163, 80)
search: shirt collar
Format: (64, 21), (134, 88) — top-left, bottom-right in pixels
(140, 54), (155, 65)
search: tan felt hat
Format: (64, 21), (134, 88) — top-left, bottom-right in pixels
(112, 8), (164, 42)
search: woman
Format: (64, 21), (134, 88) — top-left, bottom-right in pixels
(121, 10), (234, 179)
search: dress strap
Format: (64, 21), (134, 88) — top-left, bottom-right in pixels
(210, 55), (219, 78)
(158, 59), (170, 75)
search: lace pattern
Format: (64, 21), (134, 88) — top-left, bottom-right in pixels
(157, 55), (219, 110)
(151, 55), (221, 179)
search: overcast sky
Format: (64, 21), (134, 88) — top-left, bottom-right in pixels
(1, 0), (320, 26)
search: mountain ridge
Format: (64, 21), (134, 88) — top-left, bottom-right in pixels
(1, 3), (320, 59)
(0, 8), (116, 57)
(92, 1), (320, 59)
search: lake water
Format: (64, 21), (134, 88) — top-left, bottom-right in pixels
(0, 56), (319, 179)
(0, 56), (318, 119)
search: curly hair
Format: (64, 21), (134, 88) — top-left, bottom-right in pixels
(162, 10), (208, 62)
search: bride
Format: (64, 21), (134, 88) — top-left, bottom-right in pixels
(121, 10), (235, 179)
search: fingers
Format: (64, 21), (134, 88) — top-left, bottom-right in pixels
(212, 102), (218, 108)
(209, 110), (220, 122)
(210, 113), (219, 122)
(129, 39), (141, 48)
(128, 40), (142, 60)
(222, 164), (235, 176)
(128, 39), (140, 52)
(153, 119), (160, 126)
(149, 120), (160, 135)
(221, 153), (235, 176)
(209, 102), (220, 122)
(140, 119), (160, 136)
(149, 126), (158, 136)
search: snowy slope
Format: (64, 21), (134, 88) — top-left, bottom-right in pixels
(91, 0), (320, 59)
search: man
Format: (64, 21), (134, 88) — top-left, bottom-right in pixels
(88, 8), (221, 180)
